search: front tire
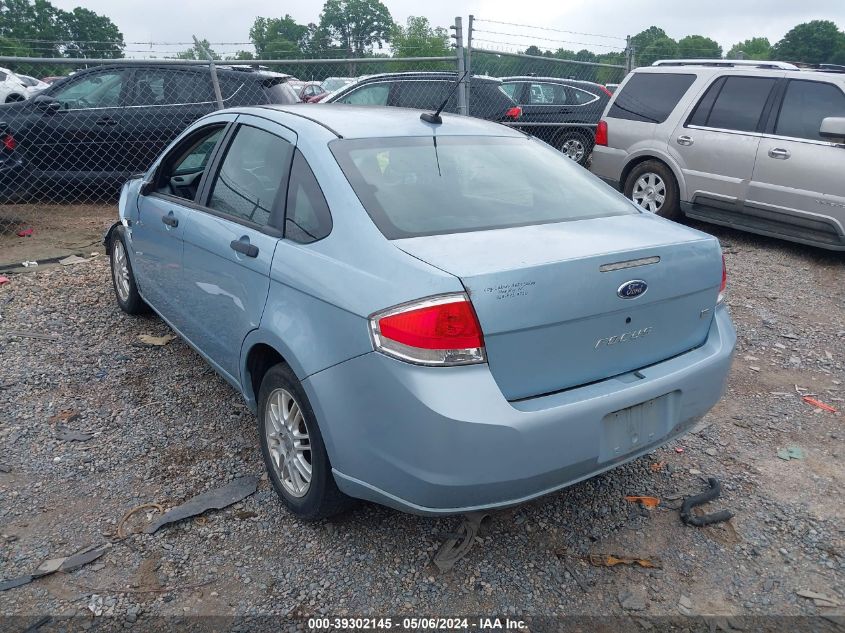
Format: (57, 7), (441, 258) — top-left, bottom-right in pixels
(624, 160), (681, 220)
(258, 363), (352, 521)
(557, 130), (593, 167)
(109, 228), (148, 315)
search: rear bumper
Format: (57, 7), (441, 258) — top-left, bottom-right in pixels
(305, 307), (736, 515)
(590, 145), (628, 185)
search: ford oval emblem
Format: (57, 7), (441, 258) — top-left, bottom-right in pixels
(617, 280), (648, 299)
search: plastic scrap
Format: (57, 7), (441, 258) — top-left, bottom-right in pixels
(587, 554), (662, 569)
(144, 476), (259, 534)
(58, 255), (88, 266)
(0, 544), (110, 592)
(777, 446), (805, 461)
(625, 495), (660, 509)
(16, 228), (33, 237)
(116, 502), (165, 539)
(795, 589), (841, 608)
(137, 333), (176, 346)
(680, 477), (734, 527)
(5, 330), (59, 341)
(21, 261), (38, 267)
(433, 511), (490, 573)
(54, 428), (93, 442)
(0, 276), (9, 286)
(802, 396), (837, 413)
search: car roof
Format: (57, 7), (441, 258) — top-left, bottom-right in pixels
(501, 76), (605, 89)
(252, 103), (526, 139)
(346, 71), (501, 84)
(632, 63), (845, 83)
(60, 62), (290, 80)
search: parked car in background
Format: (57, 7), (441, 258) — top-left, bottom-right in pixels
(15, 73), (50, 96)
(591, 60), (845, 250)
(324, 72), (522, 123)
(306, 77), (355, 103)
(605, 83), (619, 94)
(500, 76), (613, 165)
(40, 76), (65, 85)
(0, 67), (29, 103)
(106, 103), (734, 520)
(289, 80), (324, 102)
(0, 62), (298, 202)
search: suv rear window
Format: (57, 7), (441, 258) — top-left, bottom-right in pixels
(608, 72), (695, 123)
(330, 136), (635, 239)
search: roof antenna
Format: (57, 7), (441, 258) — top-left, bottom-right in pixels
(421, 71), (469, 125)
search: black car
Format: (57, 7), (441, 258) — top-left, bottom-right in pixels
(500, 76), (613, 165)
(324, 72), (522, 123)
(0, 63), (298, 202)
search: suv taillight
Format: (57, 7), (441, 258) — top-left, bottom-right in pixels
(505, 106), (522, 120)
(595, 120), (608, 146)
(718, 255), (727, 304)
(369, 294), (486, 366)
(2, 133), (16, 151)
(599, 85), (614, 98)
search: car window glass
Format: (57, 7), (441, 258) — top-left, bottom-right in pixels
(158, 126), (225, 201)
(285, 150), (332, 243)
(529, 83), (567, 105)
(0, 71), (7, 81)
(775, 80), (845, 141)
(572, 88), (597, 105)
(337, 83), (390, 105)
(396, 81), (450, 110)
(52, 70), (128, 109)
(500, 83), (519, 99)
(703, 76), (776, 132)
(132, 69), (213, 106)
(208, 125), (293, 227)
(608, 72), (695, 123)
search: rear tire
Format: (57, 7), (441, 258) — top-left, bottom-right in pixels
(258, 363), (353, 521)
(4, 94), (25, 103)
(624, 160), (680, 220)
(109, 227), (148, 315)
(557, 130), (593, 167)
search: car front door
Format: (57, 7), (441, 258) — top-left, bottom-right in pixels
(670, 74), (781, 211)
(333, 81), (393, 106)
(131, 119), (232, 326)
(180, 117), (294, 383)
(747, 78), (845, 244)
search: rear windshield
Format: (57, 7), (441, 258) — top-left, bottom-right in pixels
(265, 80), (298, 104)
(330, 136), (636, 239)
(608, 72), (696, 123)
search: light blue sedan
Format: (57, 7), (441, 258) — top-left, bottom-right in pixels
(106, 104), (736, 520)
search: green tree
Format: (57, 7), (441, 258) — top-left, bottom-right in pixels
(175, 39), (219, 60)
(678, 35), (721, 59)
(631, 26), (668, 59)
(638, 36), (679, 67)
(773, 20), (845, 64)
(60, 7), (123, 58)
(726, 37), (771, 60)
(0, 0), (65, 56)
(391, 16), (449, 58)
(316, 0), (393, 58)
(250, 15), (311, 59)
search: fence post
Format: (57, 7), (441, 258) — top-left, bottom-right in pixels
(194, 35), (224, 110)
(451, 17), (467, 116)
(466, 15), (474, 113)
(625, 35), (634, 72)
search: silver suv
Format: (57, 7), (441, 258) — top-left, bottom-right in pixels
(590, 60), (845, 250)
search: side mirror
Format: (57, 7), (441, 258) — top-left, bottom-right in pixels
(33, 94), (60, 112)
(139, 179), (156, 196)
(819, 117), (845, 143)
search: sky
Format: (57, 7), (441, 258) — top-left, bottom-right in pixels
(50, 0), (844, 58)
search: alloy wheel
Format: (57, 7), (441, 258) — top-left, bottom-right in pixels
(631, 173), (666, 213)
(561, 139), (586, 163)
(265, 388), (312, 498)
(112, 239), (131, 303)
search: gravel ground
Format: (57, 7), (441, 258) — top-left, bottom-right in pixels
(0, 222), (843, 629)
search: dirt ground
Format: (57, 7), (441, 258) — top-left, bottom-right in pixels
(0, 203), (114, 268)
(0, 219), (843, 631)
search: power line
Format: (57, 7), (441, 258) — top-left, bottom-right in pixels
(473, 18), (627, 42)
(471, 32), (625, 51)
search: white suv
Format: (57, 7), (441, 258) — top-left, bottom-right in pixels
(0, 67), (28, 103)
(591, 60), (845, 251)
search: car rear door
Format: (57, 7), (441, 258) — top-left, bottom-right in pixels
(670, 74), (781, 211)
(747, 78), (845, 245)
(179, 116), (294, 383)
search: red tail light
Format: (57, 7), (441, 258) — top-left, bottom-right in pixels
(595, 120), (608, 146)
(599, 85), (614, 98)
(505, 106), (522, 120)
(2, 134), (16, 151)
(370, 294), (486, 366)
(718, 255), (727, 304)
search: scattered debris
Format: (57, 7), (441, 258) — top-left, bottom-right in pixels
(796, 589), (841, 608)
(777, 446), (805, 461)
(625, 495), (660, 509)
(116, 503), (165, 539)
(16, 228), (33, 237)
(88, 594), (104, 616)
(21, 260), (38, 267)
(0, 575), (34, 591)
(58, 255), (88, 266)
(144, 476), (259, 534)
(21, 616), (51, 633)
(680, 477), (734, 527)
(4, 330), (59, 341)
(0, 544), (110, 592)
(749, 366), (761, 372)
(781, 332), (800, 340)
(433, 511), (490, 573)
(137, 333), (176, 346)
(678, 594), (694, 615)
(54, 427), (93, 442)
(48, 410), (80, 425)
(0, 276), (9, 286)
(649, 461), (665, 472)
(802, 396), (837, 413)
(674, 446), (685, 453)
(586, 554), (661, 569)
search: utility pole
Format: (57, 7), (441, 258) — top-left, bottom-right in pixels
(451, 17), (467, 116)
(466, 15), (474, 113)
(625, 35), (633, 72)
(194, 35), (223, 110)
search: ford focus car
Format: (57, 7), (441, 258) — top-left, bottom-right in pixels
(106, 104), (735, 520)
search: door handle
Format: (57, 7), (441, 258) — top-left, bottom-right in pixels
(676, 135), (694, 146)
(95, 117), (117, 126)
(161, 214), (178, 227)
(768, 147), (790, 159)
(230, 239), (258, 258)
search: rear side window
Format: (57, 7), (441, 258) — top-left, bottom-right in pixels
(396, 81), (450, 110)
(529, 82), (567, 105)
(608, 72), (695, 123)
(208, 125), (292, 227)
(285, 150), (332, 243)
(336, 83), (390, 106)
(331, 136), (635, 239)
(694, 76), (776, 133)
(775, 80), (845, 141)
